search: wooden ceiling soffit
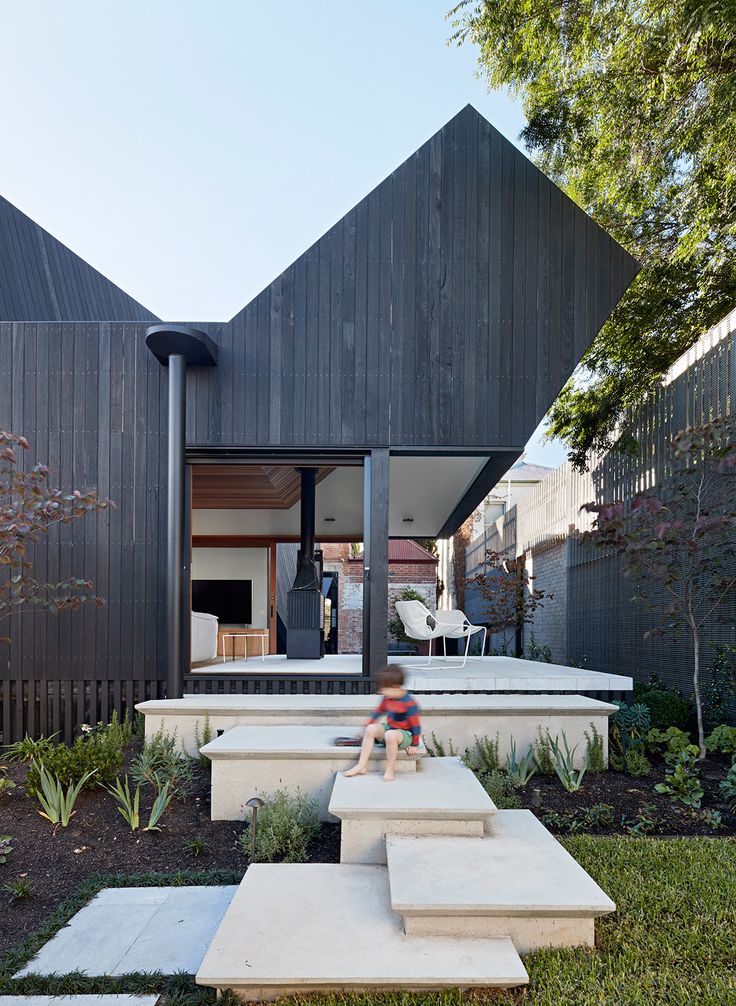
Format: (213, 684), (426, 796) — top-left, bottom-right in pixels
(191, 465), (335, 509)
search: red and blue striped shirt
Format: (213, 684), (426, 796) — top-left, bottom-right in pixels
(368, 691), (422, 746)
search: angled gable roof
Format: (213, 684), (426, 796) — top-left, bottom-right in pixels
(0, 195), (156, 322)
(222, 104), (639, 450)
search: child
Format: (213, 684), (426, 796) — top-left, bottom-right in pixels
(344, 665), (421, 782)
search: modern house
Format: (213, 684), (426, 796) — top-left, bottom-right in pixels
(0, 104), (638, 743)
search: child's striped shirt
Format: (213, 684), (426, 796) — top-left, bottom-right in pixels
(368, 691), (422, 746)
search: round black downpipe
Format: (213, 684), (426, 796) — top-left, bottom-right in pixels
(298, 467), (317, 559)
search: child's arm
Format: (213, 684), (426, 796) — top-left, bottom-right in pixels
(404, 698), (422, 748)
(366, 696), (387, 727)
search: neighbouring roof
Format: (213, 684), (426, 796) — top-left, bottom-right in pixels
(351, 539), (438, 564)
(499, 462), (555, 483)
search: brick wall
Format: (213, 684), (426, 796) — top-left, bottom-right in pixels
(523, 540), (568, 663)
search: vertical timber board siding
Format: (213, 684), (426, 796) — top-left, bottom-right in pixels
(220, 105), (638, 451)
(0, 321), (166, 742)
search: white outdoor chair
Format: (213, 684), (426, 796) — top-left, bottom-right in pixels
(394, 600), (486, 668)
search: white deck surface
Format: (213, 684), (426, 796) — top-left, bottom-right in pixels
(329, 757), (495, 820)
(387, 811), (616, 917)
(201, 724), (422, 762)
(16, 887), (237, 977)
(190, 653), (632, 692)
(196, 864), (528, 992)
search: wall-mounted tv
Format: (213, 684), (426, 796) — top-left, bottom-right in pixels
(192, 579), (253, 625)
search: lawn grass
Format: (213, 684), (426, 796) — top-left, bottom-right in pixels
(1, 838), (734, 1005)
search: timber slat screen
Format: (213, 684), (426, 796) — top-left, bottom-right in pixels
(0, 105), (638, 742)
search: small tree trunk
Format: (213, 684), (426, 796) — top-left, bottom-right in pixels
(691, 621), (706, 759)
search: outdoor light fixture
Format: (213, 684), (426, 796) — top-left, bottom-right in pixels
(323, 517), (336, 522)
(402, 517), (414, 523)
(245, 796), (266, 863)
(531, 788), (542, 810)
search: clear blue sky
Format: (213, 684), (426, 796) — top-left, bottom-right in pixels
(0, 0), (566, 468)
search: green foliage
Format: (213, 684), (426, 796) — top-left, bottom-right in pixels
(702, 644), (736, 731)
(505, 739), (536, 788)
(633, 677), (692, 731)
(388, 587), (427, 645)
(33, 762), (94, 826)
(699, 808), (723, 831)
(106, 776), (172, 832)
(705, 724), (736, 755)
(424, 732), (458, 758)
(0, 836), (12, 864)
(583, 723), (606, 772)
(646, 726), (693, 759)
(133, 712), (146, 742)
(532, 727), (555, 775)
(451, 2), (736, 469)
(655, 749), (704, 808)
(719, 763), (736, 810)
(478, 768), (520, 809)
(186, 835), (208, 858)
(524, 633), (552, 663)
(0, 764), (16, 797)
(543, 803), (615, 834)
(467, 551), (552, 655)
(3, 733), (58, 763)
(239, 789), (319, 864)
(624, 747), (652, 778)
(621, 803), (658, 837)
(549, 732), (588, 792)
(25, 720), (127, 798)
(611, 702), (651, 759)
(193, 715), (214, 766)
(3, 876), (31, 902)
(130, 727), (195, 797)
(462, 733), (500, 775)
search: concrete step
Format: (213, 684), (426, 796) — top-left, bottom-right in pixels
(196, 864), (528, 1000)
(201, 724), (424, 821)
(139, 691), (618, 761)
(329, 757), (496, 863)
(386, 810), (616, 951)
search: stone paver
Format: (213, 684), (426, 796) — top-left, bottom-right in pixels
(16, 887), (237, 977)
(0, 999), (158, 1006)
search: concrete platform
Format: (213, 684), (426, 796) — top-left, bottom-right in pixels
(16, 887), (237, 977)
(189, 653), (632, 697)
(0, 1000), (159, 1006)
(140, 692), (616, 764)
(386, 810), (616, 951)
(196, 864), (528, 999)
(330, 757), (496, 863)
(201, 725), (423, 821)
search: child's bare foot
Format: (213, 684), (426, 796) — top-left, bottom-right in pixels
(344, 765), (367, 778)
(383, 769), (395, 782)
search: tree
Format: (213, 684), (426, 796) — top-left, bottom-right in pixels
(467, 550), (552, 656)
(581, 421), (736, 757)
(0, 432), (111, 642)
(450, 1), (736, 469)
(389, 587), (429, 646)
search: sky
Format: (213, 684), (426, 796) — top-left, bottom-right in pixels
(0, 0), (567, 469)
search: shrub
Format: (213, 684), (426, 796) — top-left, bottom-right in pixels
(524, 634), (552, 662)
(705, 724), (736, 755)
(611, 702), (651, 760)
(549, 732), (588, 792)
(702, 644), (736, 732)
(0, 835), (12, 864)
(532, 727), (555, 775)
(4, 733), (58, 763)
(462, 734), (500, 775)
(25, 730), (124, 797)
(131, 726), (195, 797)
(646, 726), (692, 759)
(479, 768), (520, 809)
(193, 715), (214, 766)
(655, 748), (704, 808)
(584, 724), (606, 772)
(239, 788), (319, 863)
(625, 747), (652, 777)
(388, 587), (427, 645)
(0, 764), (16, 797)
(633, 676), (692, 731)
(719, 763), (736, 810)
(425, 732), (458, 757)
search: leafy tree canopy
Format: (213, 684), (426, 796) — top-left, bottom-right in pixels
(450, 0), (736, 469)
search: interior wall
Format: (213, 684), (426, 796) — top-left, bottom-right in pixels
(191, 547), (269, 628)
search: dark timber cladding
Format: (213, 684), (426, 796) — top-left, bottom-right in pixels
(0, 104), (639, 741)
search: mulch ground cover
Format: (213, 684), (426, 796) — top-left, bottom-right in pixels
(0, 748), (340, 958)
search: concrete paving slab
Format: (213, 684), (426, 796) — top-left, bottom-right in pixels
(196, 864), (527, 998)
(387, 810), (616, 917)
(329, 756), (495, 820)
(17, 887), (238, 977)
(200, 724), (424, 762)
(0, 999), (158, 1006)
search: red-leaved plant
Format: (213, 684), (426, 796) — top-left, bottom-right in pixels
(0, 432), (112, 644)
(582, 420), (736, 757)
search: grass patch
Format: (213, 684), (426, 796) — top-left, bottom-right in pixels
(1, 839), (734, 1005)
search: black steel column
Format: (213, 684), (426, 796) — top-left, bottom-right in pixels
(298, 467), (316, 559)
(362, 449), (390, 680)
(167, 354), (186, 699)
(146, 325), (218, 699)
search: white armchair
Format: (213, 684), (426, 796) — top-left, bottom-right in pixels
(394, 600), (486, 668)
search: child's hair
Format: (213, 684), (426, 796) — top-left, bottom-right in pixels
(376, 664), (405, 690)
